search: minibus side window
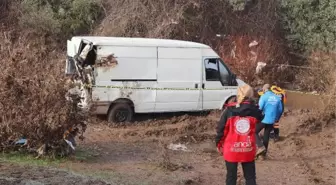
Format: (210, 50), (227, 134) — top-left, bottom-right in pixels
(204, 59), (219, 81)
(218, 60), (230, 85)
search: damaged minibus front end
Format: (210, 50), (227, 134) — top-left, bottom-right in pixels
(65, 38), (96, 111)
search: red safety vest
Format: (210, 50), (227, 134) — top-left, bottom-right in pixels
(218, 102), (258, 162)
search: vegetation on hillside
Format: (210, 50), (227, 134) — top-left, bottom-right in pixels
(20, 0), (103, 39)
(281, 0), (336, 52)
(0, 0), (334, 156)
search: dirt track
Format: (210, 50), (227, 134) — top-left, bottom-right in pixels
(0, 163), (111, 185)
(0, 93), (335, 185)
(72, 110), (334, 185)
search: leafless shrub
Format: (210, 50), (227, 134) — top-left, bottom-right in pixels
(96, 0), (291, 86)
(96, 0), (282, 40)
(217, 35), (290, 86)
(296, 52), (336, 131)
(0, 0), (11, 23)
(0, 0), (9, 12)
(0, 28), (88, 156)
(95, 0), (196, 38)
(297, 52), (336, 93)
(3, 0), (331, 156)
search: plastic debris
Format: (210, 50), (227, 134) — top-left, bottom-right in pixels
(249, 40), (259, 47)
(256, 62), (267, 74)
(64, 139), (75, 151)
(15, 139), (27, 145)
(167, 143), (189, 152)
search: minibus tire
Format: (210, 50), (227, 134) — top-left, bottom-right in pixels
(222, 96), (236, 110)
(107, 103), (133, 123)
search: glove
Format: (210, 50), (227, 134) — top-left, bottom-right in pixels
(274, 123), (280, 129)
(217, 147), (223, 154)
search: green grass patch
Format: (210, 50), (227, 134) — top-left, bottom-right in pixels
(73, 147), (99, 162)
(0, 147), (98, 166)
(0, 151), (65, 166)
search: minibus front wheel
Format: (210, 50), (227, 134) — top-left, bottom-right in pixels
(107, 103), (134, 123)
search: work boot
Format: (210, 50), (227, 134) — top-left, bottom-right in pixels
(273, 135), (280, 143)
(269, 130), (275, 139)
(256, 146), (266, 157)
(258, 154), (267, 161)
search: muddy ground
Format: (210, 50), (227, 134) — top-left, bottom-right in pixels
(0, 163), (111, 185)
(0, 92), (335, 185)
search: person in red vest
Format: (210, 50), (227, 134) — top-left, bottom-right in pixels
(216, 84), (263, 185)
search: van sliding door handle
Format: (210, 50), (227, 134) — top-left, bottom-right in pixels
(202, 84), (205, 89)
(195, 84), (198, 88)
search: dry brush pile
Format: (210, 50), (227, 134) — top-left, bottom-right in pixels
(297, 52), (336, 131)
(0, 8), (88, 156)
(0, 0), (333, 156)
(96, 0), (292, 85)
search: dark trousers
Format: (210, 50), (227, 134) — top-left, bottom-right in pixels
(274, 128), (279, 137)
(256, 123), (274, 153)
(269, 128), (279, 139)
(225, 161), (256, 185)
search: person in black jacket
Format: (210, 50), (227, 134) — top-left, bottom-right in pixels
(216, 84), (263, 185)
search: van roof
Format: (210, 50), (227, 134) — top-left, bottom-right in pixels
(72, 36), (210, 48)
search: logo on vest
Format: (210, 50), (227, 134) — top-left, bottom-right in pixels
(231, 136), (253, 153)
(235, 118), (250, 135)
